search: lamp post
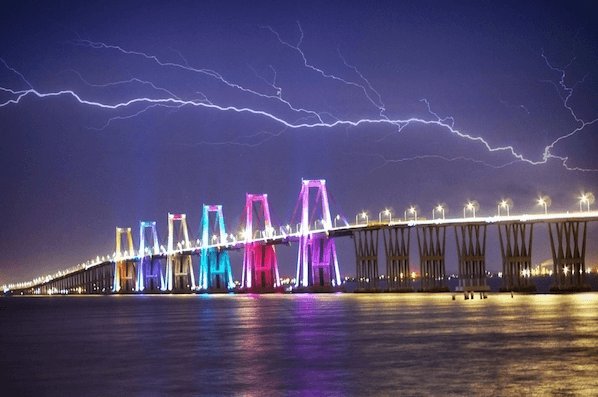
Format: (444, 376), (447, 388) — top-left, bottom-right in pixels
(356, 211), (369, 225)
(433, 204), (445, 220)
(537, 197), (549, 214)
(497, 199), (510, 216)
(579, 192), (593, 212)
(404, 206), (417, 221)
(464, 201), (477, 218)
(334, 215), (341, 228)
(379, 209), (392, 223)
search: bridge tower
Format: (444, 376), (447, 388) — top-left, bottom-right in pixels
(454, 224), (489, 293)
(137, 221), (164, 292)
(295, 179), (341, 290)
(113, 227), (136, 293)
(166, 213), (196, 292)
(417, 225), (448, 291)
(548, 221), (590, 292)
(498, 223), (535, 292)
(199, 205), (234, 292)
(354, 229), (379, 291)
(242, 194), (281, 292)
(384, 227), (412, 291)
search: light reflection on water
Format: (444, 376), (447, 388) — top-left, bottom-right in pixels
(1, 293), (597, 396)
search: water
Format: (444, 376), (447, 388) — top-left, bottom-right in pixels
(1, 294), (597, 396)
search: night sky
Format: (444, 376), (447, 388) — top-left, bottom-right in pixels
(1, 1), (597, 284)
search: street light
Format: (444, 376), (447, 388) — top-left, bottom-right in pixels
(464, 201), (478, 218)
(356, 211), (369, 225)
(433, 204), (445, 220)
(537, 196), (550, 214)
(379, 209), (392, 223)
(404, 206), (417, 221)
(497, 199), (511, 217)
(334, 214), (341, 228)
(578, 192), (594, 212)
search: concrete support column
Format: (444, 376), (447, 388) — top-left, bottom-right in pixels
(548, 221), (589, 292)
(384, 227), (412, 291)
(353, 229), (379, 291)
(454, 224), (489, 293)
(417, 225), (448, 292)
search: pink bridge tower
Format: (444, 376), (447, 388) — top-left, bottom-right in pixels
(242, 194), (281, 292)
(295, 179), (341, 290)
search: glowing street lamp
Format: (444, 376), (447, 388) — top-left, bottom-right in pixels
(464, 201), (477, 218)
(404, 206), (417, 221)
(334, 214), (341, 228)
(379, 209), (392, 223)
(497, 199), (511, 217)
(433, 204), (445, 220)
(578, 192), (594, 212)
(537, 196), (550, 214)
(356, 211), (369, 225)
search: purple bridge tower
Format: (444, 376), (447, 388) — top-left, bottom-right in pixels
(295, 179), (341, 291)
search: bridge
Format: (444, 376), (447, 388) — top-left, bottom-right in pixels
(4, 179), (597, 295)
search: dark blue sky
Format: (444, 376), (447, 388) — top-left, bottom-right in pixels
(1, 1), (597, 283)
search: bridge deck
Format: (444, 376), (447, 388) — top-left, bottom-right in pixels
(4, 211), (598, 293)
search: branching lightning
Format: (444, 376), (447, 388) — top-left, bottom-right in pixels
(0, 23), (596, 172)
(261, 22), (388, 118)
(359, 152), (523, 173)
(538, 51), (598, 171)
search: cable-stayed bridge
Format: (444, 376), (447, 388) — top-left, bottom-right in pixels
(4, 179), (597, 295)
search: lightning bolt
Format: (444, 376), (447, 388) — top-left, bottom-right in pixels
(0, 27), (596, 172)
(356, 152), (523, 174)
(262, 22), (387, 117)
(538, 51), (598, 171)
(72, 38), (329, 124)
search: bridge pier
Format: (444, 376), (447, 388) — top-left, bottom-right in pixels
(417, 225), (448, 292)
(242, 194), (281, 292)
(384, 227), (412, 292)
(498, 223), (535, 292)
(295, 180), (341, 291)
(141, 258), (164, 292)
(199, 205), (234, 292)
(115, 260), (138, 293)
(97, 262), (113, 293)
(454, 224), (489, 293)
(167, 255), (194, 291)
(113, 227), (137, 293)
(353, 229), (379, 291)
(548, 221), (590, 292)
(138, 221), (164, 292)
(166, 213), (196, 292)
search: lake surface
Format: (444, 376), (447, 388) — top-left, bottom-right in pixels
(1, 293), (597, 396)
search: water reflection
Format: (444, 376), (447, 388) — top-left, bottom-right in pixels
(0, 293), (597, 396)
